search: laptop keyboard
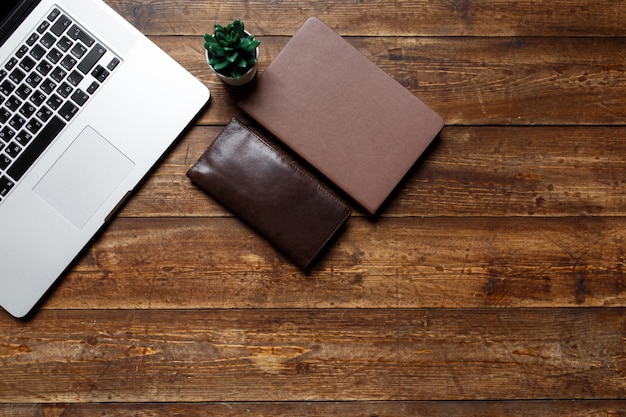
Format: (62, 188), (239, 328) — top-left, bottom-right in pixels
(0, 7), (121, 203)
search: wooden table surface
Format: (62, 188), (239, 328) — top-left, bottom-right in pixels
(2, 1), (625, 415)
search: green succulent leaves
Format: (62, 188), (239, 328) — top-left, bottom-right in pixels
(204, 19), (260, 79)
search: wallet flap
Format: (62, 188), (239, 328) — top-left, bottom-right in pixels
(187, 118), (351, 269)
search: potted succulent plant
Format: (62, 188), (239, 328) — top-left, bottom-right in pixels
(204, 19), (260, 86)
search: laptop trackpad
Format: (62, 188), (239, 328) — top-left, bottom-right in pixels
(34, 126), (135, 229)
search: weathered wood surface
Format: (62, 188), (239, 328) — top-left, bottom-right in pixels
(33, 216), (626, 309)
(3, 401), (626, 417)
(147, 36), (626, 126)
(121, 125), (626, 218)
(105, 0), (626, 37)
(1, 0), (624, 415)
(1, 309), (624, 402)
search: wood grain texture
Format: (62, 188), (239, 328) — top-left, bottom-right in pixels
(147, 36), (626, 126)
(119, 125), (626, 218)
(34, 217), (626, 309)
(104, 0), (626, 37)
(3, 401), (626, 417)
(1, 0), (624, 415)
(1, 309), (624, 402)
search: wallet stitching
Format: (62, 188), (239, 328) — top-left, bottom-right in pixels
(190, 117), (351, 268)
(234, 119), (351, 267)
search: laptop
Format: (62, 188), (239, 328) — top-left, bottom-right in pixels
(0, 0), (210, 318)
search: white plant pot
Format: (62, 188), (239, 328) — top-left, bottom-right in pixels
(206, 45), (258, 87)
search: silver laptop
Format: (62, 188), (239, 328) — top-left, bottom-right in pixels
(0, 0), (210, 318)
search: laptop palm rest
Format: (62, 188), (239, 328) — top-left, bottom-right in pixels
(33, 126), (135, 229)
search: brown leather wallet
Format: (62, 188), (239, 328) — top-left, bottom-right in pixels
(187, 118), (351, 269)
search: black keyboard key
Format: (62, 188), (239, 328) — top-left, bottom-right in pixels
(16, 130), (32, 147)
(57, 82), (73, 98)
(5, 95), (21, 112)
(36, 60), (52, 76)
(9, 68), (25, 84)
(0, 80), (15, 95)
(86, 81), (99, 94)
(30, 91), (46, 107)
(5, 141), (21, 158)
(0, 155), (10, 170)
(57, 36), (73, 52)
(50, 66), (67, 83)
(46, 94), (63, 110)
(46, 48), (63, 64)
(78, 43), (105, 74)
(25, 118), (43, 134)
(15, 84), (32, 100)
(36, 106), (52, 122)
(9, 114), (25, 130)
(36, 21), (50, 34)
(19, 56), (36, 72)
(91, 65), (109, 82)
(50, 15), (72, 37)
(0, 126), (15, 142)
(47, 8), (61, 22)
(61, 55), (77, 70)
(40, 79), (56, 95)
(26, 33), (39, 46)
(25, 72), (42, 89)
(68, 25), (94, 46)
(70, 43), (87, 59)
(67, 70), (83, 86)
(29, 44), (46, 60)
(107, 57), (121, 71)
(40, 33), (56, 49)
(0, 108), (10, 124)
(19, 102), (36, 118)
(59, 101), (78, 121)
(7, 116), (65, 181)
(71, 89), (89, 106)
(0, 69), (7, 81)
(0, 175), (15, 198)
(4, 57), (17, 71)
(16, 45), (29, 59)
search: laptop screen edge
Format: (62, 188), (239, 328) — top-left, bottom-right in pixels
(1, 0), (41, 46)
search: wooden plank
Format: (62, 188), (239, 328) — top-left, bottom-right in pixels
(2, 400), (626, 416)
(0, 309), (623, 402)
(104, 0), (626, 37)
(121, 125), (626, 218)
(0, 1), (621, 414)
(149, 36), (626, 126)
(37, 217), (626, 310)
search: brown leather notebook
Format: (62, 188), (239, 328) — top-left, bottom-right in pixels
(239, 17), (444, 214)
(187, 118), (351, 269)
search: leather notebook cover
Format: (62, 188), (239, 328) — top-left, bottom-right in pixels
(186, 118), (351, 269)
(239, 17), (444, 214)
